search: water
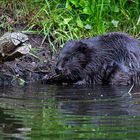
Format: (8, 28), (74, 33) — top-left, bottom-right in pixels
(0, 83), (140, 140)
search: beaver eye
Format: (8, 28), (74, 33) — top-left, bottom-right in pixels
(64, 57), (69, 62)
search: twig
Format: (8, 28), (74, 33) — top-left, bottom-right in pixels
(128, 84), (134, 95)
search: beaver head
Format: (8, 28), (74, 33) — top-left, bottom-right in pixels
(55, 40), (92, 82)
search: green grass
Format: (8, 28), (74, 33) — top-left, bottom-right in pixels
(0, 0), (139, 52)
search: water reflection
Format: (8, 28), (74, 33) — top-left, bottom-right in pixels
(0, 107), (23, 135)
(56, 85), (140, 116)
(0, 83), (140, 139)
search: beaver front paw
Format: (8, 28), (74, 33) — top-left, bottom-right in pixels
(74, 79), (86, 85)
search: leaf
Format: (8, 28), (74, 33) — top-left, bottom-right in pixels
(111, 5), (119, 13)
(63, 18), (72, 24)
(111, 19), (119, 27)
(83, 7), (92, 15)
(66, 0), (72, 10)
(76, 16), (84, 28)
(79, 0), (85, 8)
(68, 0), (79, 7)
(18, 78), (26, 86)
(85, 24), (92, 30)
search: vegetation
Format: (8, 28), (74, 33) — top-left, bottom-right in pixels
(0, 0), (139, 52)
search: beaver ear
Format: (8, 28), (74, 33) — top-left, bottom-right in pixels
(76, 42), (89, 53)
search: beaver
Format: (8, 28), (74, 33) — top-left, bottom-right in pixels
(55, 32), (140, 85)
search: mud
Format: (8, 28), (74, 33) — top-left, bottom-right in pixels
(0, 33), (56, 86)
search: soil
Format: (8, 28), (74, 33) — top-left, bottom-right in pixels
(0, 32), (57, 86)
(0, 6), (62, 86)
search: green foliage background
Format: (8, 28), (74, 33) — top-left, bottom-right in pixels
(0, 0), (140, 51)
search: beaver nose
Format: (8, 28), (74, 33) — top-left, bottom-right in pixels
(55, 67), (62, 74)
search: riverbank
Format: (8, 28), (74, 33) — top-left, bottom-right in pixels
(0, 32), (56, 86)
(0, 0), (139, 86)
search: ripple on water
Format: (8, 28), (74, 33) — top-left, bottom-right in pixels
(0, 84), (140, 140)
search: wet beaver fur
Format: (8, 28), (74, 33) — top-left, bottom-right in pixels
(55, 32), (140, 85)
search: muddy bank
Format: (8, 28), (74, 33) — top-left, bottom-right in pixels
(0, 33), (56, 86)
(0, 11), (58, 86)
(0, 6), (59, 86)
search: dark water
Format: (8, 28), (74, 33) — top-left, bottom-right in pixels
(0, 83), (140, 140)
